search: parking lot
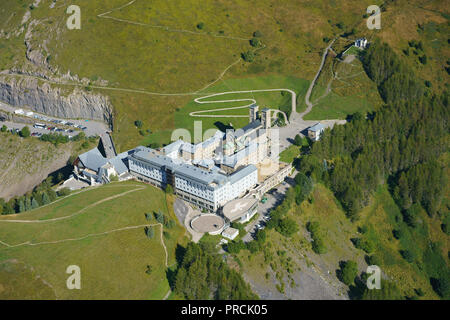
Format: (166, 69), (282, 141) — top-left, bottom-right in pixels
(1, 120), (79, 138)
(0, 101), (109, 138)
(242, 177), (295, 243)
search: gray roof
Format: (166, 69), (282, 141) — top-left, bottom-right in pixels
(108, 157), (128, 175)
(229, 164), (257, 184)
(308, 123), (325, 132)
(222, 142), (258, 168)
(235, 120), (261, 138)
(162, 140), (184, 154)
(174, 163), (228, 188)
(129, 145), (256, 190)
(78, 148), (108, 172)
(132, 148), (178, 171)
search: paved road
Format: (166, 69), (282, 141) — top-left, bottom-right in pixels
(100, 132), (117, 158)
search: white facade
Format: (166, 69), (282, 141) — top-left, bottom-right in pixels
(128, 157), (166, 184)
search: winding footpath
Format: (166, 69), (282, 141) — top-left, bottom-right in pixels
(301, 38), (336, 119)
(190, 89), (295, 123)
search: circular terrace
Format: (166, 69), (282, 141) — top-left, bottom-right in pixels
(190, 214), (225, 235)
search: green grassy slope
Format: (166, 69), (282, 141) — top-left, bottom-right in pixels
(0, 0), (381, 151)
(0, 181), (188, 299)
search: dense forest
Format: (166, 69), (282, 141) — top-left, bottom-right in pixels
(298, 41), (449, 299)
(173, 242), (258, 300)
(300, 41), (448, 221)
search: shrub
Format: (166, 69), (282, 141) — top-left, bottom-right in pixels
(307, 221), (327, 254)
(255, 229), (267, 244)
(442, 223), (450, 235)
(247, 241), (260, 253)
(352, 237), (375, 254)
(400, 249), (415, 263)
(134, 120), (143, 128)
(20, 126), (30, 138)
(358, 225), (368, 234)
(57, 188), (71, 197)
(166, 219), (176, 229)
(366, 254), (382, 266)
(275, 218), (298, 237)
(196, 22), (205, 30)
(145, 226), (154, 239)
(165, 184), (174, 194)
(241, 51), (255, 62)
(294, 173), (313, 205)
(338, 260), (358, 286)
(419, 55), (427, 65)
(249, 37), (261, 47)
(312, 237), (327, 254)
(253, 30), (262, 37)
(42, 192), (50, 205)
(392, 229), (403, 239)
(145, 213), (153, 221)
(155, 211), (165, 224)
(1, 125), (7, 132)
(430, 277), (450, 299)
(31, 198), (39, 209)
(145, 265), (153, 275)
(362, 280), (403, 300)
(403, 204), (420, 227)
(293, 134), (302, 146)
(227, 240), (246, 254)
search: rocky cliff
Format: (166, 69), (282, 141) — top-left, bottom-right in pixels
(0, 76), (113, 128)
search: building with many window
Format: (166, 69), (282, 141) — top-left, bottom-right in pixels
(128, 146), (258, 212)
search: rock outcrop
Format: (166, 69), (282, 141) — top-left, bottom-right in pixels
(0, 76), (113, 128)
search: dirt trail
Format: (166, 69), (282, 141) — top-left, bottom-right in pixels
(302, 38), (336, 117)
(0, 186), (145, 223)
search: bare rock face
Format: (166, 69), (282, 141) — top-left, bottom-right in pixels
(0, 77), (113, 128)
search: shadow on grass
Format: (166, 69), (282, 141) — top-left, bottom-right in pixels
(166, 244), (187, 290)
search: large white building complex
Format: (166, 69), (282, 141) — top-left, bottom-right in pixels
(73, 104), (292, 213)
(128, 146), (258, 211)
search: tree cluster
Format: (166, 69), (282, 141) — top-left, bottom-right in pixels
(173, 243), (258, 299)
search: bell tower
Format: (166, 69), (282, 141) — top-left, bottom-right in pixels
(261, 108), (271, 129)
(249, 104), (258, 123)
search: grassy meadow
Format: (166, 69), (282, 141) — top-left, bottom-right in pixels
(0, 181), (188, 299)
(7, 0), (379, 151)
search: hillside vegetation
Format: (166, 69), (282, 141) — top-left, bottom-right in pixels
(0, 181), (188, 299)
(297, 40), (449, 299)
(1, 0), (382, 150)
(0, 130), (95, 200)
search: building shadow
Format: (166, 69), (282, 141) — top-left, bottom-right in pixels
(214, 121), (233, 132)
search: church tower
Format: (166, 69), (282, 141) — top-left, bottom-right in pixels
(249, 104), (258, 123)
(261, 108), (271, 129)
